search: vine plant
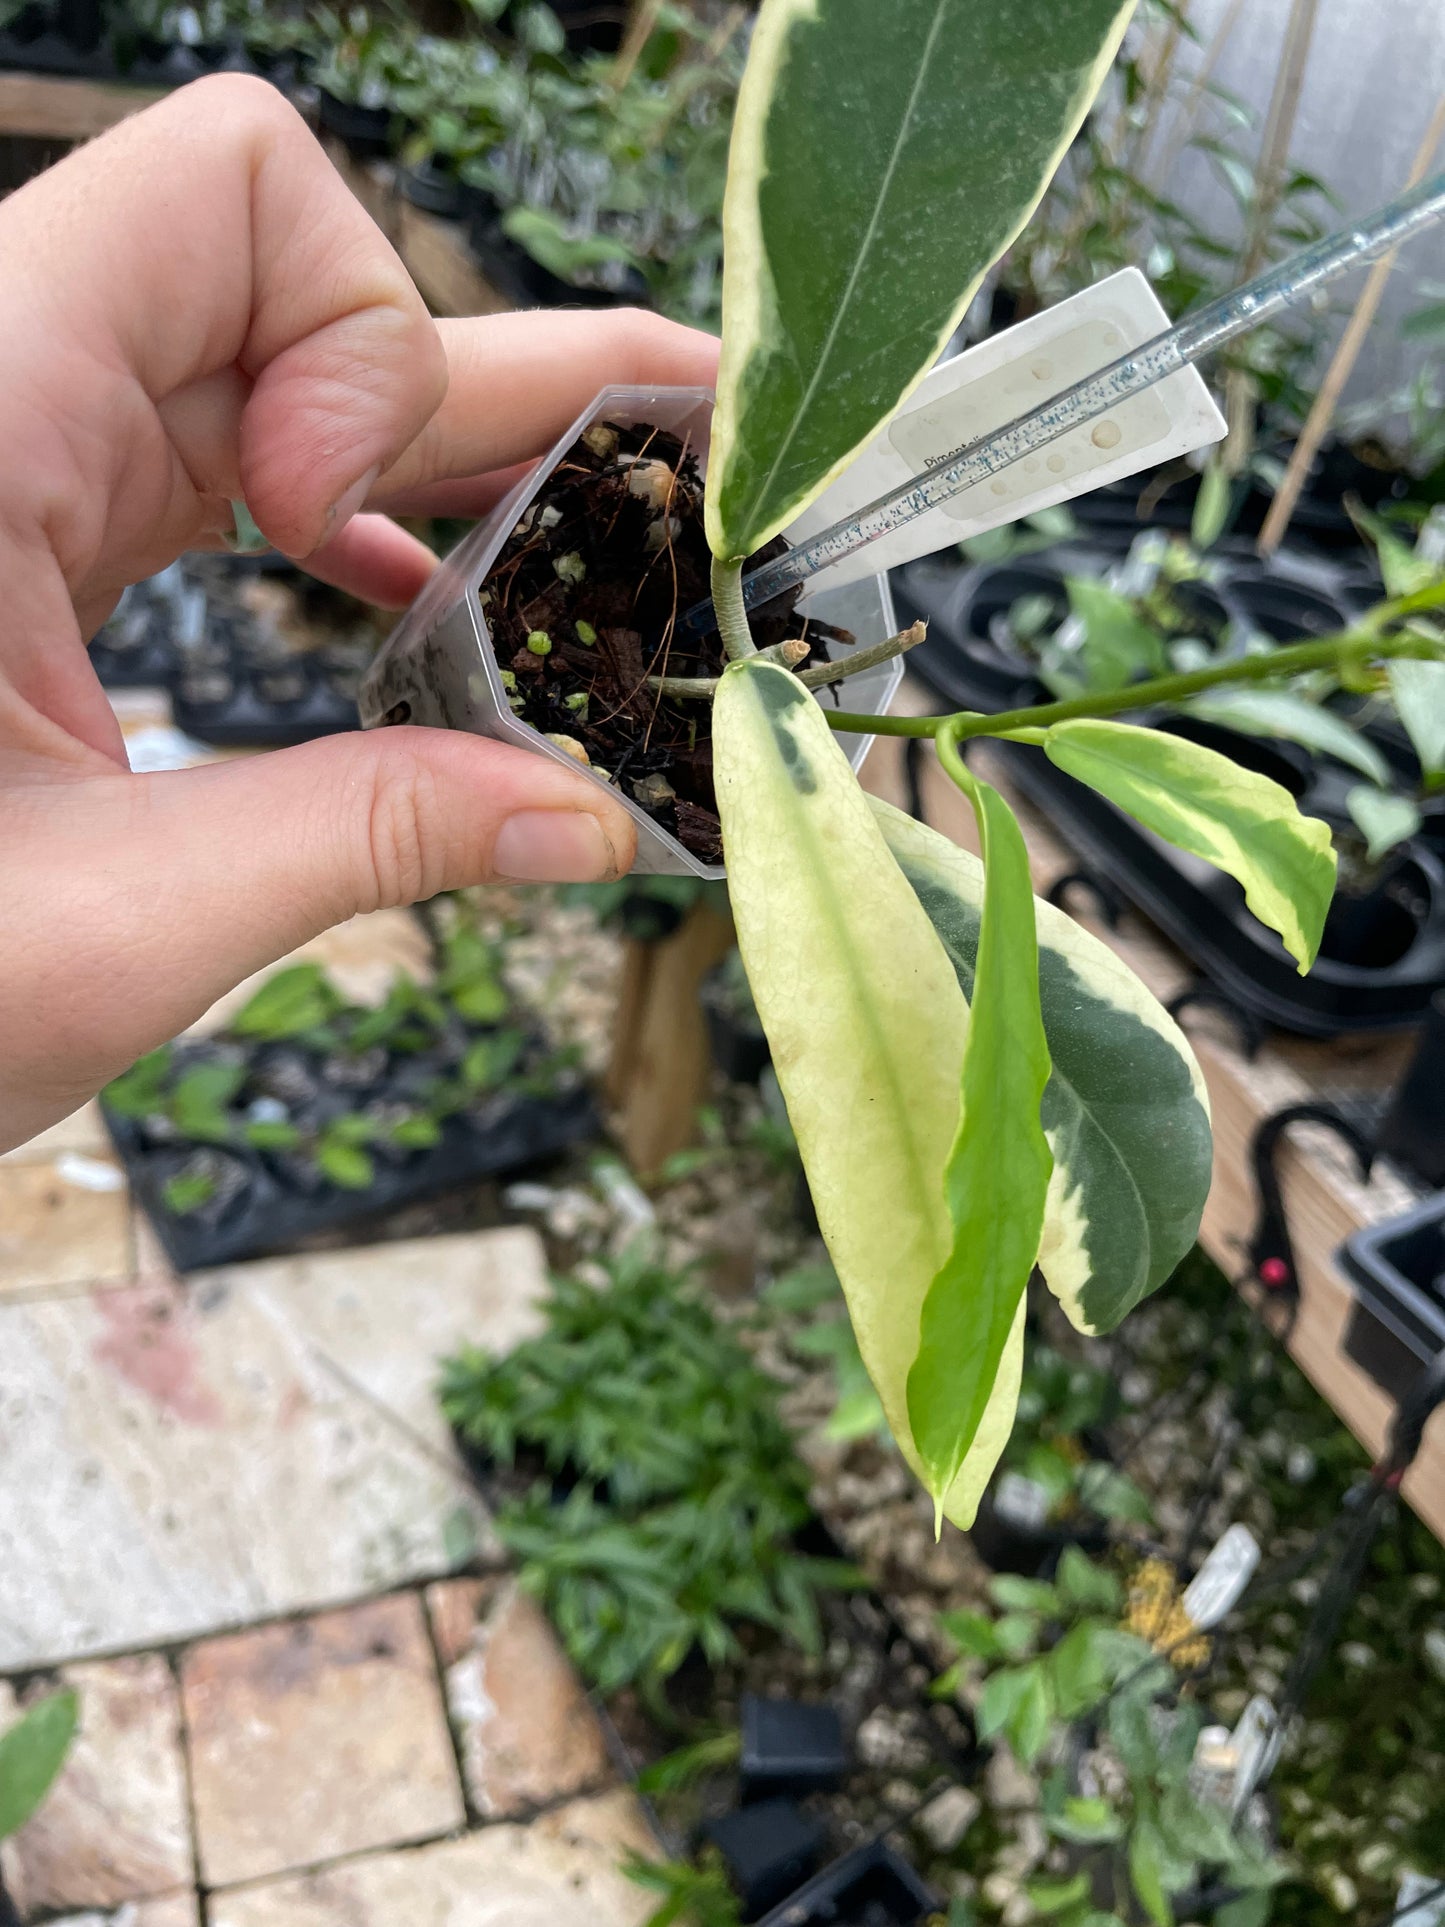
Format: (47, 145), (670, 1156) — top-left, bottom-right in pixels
(686, 2), (1445, 1530)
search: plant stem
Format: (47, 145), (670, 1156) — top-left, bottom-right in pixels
(712, 555), (757, 662)
(821, 622), (1445, 741)
(648, 622), (927, 699)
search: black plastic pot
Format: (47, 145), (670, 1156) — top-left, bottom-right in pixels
(701, 968), (770, 1085)
(755, 1838), (939, 1927)
(400, 156), (463, 220)
(707, 1801), (827, 1922)
(544, 0), (628, 52)
(105, 1082), (598, 1273)
(968, 1483), (1109, 1578)
(1339, 1196), (1445, 1402)
(317, 90), (395, 160)
(1376, 993), (1445, 1186)
(1225, 572), (1351, 642)
(740, 1695), (847, 1802)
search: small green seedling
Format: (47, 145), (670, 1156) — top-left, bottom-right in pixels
(526, 629), (553, 655)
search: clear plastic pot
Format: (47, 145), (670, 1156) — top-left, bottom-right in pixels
(357, 385), (903, 879)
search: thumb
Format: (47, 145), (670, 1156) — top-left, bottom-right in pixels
(0, 729), (635, 1146)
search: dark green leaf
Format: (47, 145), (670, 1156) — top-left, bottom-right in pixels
(908, 780), (1053, 1508)
(1056, 1546), (1122, 1613)
(989, 1574), (1059, 1615)
(171, 1061), (245, 1143)
(0, 1689), (79, 1839)
(1049, 1795), (1125, 1844)
(1026, 1874), (1093, 1916)
(1130, 1817), (1176, 1927)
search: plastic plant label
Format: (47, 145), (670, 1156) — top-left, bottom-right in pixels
(1181, 1523), (1261, 1630)
(1397, 1871), (1445, 1926)
(993, 1471), (1050, 1529)
(785, 267), (1225, 587)
(1228, 1694), (1282, 1814)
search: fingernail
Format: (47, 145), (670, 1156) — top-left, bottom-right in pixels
(494, 810), (616, 883)
(326, 461), (381, 537)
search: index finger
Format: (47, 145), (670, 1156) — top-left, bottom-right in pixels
(374, 308), (719, 504)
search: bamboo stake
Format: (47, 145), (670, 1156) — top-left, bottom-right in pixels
(1221, 0), (1321, 476)
(1259, 96), (1445, 556)
(610, 0), (665, 92)
(1157, 0), (1249, 184)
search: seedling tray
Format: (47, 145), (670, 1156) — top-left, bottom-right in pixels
(741, 1695), (848, 1801)
(1339, 1196), (1445, 1401)
(706, 1799), (827, 1920)
(105, 1082), (596, 1273)
(754, 1837), (939, 1926)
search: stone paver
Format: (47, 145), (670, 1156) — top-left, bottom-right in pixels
(0, 1656), (192, 1914)
(427, 1577), (613, 1819)
(0, 1268), (488, 1668)
(207, 1790), (659, 1927)
(191, 910), (435, 1037)
(182, 1594), (464, 1889)
(0, 1157), (130, 1299)
(49, 1896), (199, 1927)
(232, 1225), (550, 1456)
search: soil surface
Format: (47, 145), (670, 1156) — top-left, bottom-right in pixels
(479, 420), (851, 860)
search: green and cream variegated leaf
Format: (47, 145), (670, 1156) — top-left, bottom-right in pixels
(713, 659), (1018, 1522)
(706, 0), (1138, 560)
(873, 799), (1211, 1334)
(1045, 718), (1337, 974)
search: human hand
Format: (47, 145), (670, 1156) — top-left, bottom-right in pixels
(0, 75), (717, 1150)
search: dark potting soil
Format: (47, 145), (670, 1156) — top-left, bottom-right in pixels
(479, 421), (852, 861)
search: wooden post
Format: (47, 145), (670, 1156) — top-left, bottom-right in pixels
(606, 900), (736, 1179)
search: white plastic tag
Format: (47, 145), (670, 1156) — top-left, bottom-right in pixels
(786, 267), (1225, 587)
(1229, 1694), (1282, 1813)
(993, 1472), (1050, 1530)
(1181, 1524), (1261, 1630)
(1397, 1872), (1445, 1927)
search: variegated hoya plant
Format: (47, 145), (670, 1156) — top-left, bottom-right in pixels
(679, 0), (1445, 1529)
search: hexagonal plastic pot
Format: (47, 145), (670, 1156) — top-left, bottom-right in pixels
(357, 385), (903, 880)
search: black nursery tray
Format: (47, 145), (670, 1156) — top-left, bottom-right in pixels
(755, 1838), (939, 1926)
(892, 549), (1445, 1037)
(1339, 1196), (1445, 1401)
(106, 1081), (597, 1273)
(89, 556), (371, 747)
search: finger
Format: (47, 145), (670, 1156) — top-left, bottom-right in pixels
(301, 513), (439, 608)
(1, 729), (637, 1142)
(377, 309), (719, 500)
(379, 462), (537, 521)
(0, 74), (448, 575)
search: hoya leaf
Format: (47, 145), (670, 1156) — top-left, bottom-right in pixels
(1065, 578), (1169, 692)
(712, 659), (1018, 1523)
(1346, 785), (1421, 864)
(1387, 659), (1445, 784)
(907, 781), (1052, 1509)
(1047, 1619), (1113, 1719)
(978, 1661), (1053, 1765)
(0, 1688), (79, 1840)
(988, 1574), (1060, 1616)
(1183, 688), (1389, 786)
(316, 1139), (375, 1189)
(1190, 460), (1232, 551)
(874, 802), (1211, 1333)
(707, 0), (1136, 558)
(231, 964), (342, 1041)
(1045, 719), (1336, 972)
